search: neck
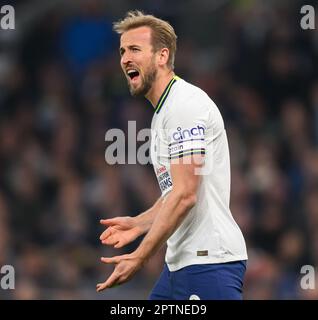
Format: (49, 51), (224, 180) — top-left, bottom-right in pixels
(145, 70), (175, 108)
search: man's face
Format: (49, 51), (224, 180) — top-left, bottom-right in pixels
(120, 27), (158, 97)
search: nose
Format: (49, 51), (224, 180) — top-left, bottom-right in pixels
(121, 52), (132, 66)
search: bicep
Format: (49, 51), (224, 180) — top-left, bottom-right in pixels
(170, 154), (205, 195)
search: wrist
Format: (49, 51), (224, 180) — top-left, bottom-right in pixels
(133, 247), (149, 266)
(134, 214), (151, 235)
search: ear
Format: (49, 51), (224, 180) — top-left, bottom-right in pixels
(157, 48), (170, 67)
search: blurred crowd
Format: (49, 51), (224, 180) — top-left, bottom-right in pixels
(0, 0), (318, 299)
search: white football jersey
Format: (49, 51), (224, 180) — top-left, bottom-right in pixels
(150, 76), (248, 271)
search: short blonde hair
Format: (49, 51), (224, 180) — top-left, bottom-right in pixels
(113, 10), (177, 70)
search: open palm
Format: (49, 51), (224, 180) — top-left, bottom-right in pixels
(99, 217), (142, 248)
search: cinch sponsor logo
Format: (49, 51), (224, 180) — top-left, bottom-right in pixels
(172, 125), (205, 141)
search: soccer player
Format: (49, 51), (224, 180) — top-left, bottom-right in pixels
(97, 10), (248, 300)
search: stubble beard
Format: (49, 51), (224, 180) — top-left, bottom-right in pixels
(128, 62), (157, 97)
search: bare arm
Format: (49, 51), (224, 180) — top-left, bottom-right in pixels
(134, 156), (203, 263)
(134, 196), (165, 234)
(97, 155), (204, 291)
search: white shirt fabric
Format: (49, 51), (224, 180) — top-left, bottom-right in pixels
(150, 76), (248, 271)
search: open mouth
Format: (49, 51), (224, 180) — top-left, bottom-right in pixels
(127, 69), (140, 82)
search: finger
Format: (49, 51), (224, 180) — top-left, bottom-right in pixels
(102, 237), (120, 246)
(96, 273), (120, 292)
(96, 281), (112, 292)
(99, 227), (113, 241)
(101, 254), (130, 264)
(114, 241), (124, 249)
(101, 256), (121, 264)
(96, 282), (107, 292)
(100, 218), (120, 226)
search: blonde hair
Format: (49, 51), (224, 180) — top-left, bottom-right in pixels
(113, 10), (177, 70)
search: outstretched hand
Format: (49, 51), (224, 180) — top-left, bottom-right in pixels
(96, 253), (144, 292)
(99, 217), (142, 248)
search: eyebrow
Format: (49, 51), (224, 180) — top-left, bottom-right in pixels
(119, 45), (141, 55)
